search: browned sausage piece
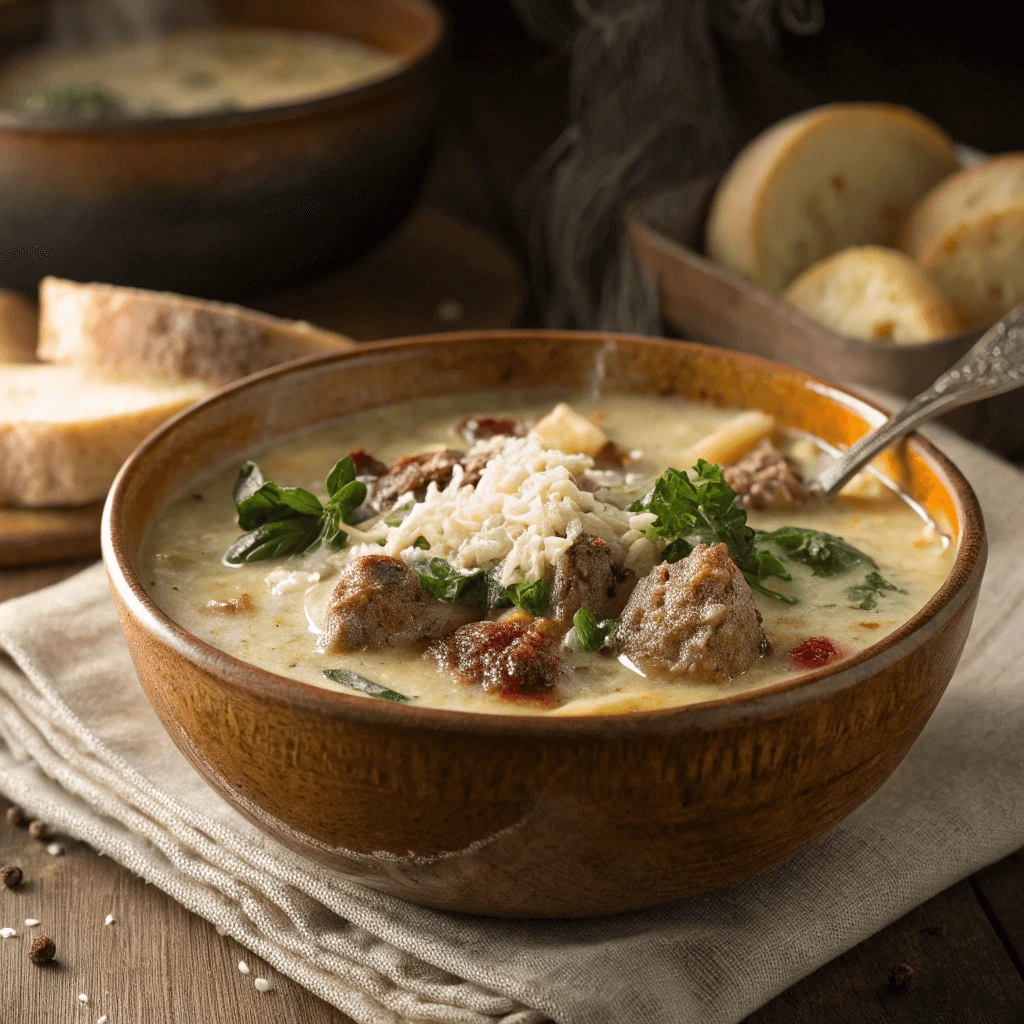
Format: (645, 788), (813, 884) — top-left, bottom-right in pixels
(427, 618), (566, 697)
(615, 543), (765, 683)
(549, 533), (636, 622)
(723, 440), (807, 511)
(320, 555), (481, 652)
(456, 415), (530, 444)
(368, 449), (468, 513)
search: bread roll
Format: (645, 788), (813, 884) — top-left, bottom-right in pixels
(899, 153), (1024, 328)
(38, 277), (352, 385)
(0, 365), (208, 506)
(784, 245), (961, 343)
(706, 103), (958, 293)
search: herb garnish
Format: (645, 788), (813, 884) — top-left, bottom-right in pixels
(323, 668), (409, 702)
(410, 558), (552, 613)
(224, 457), (367, 565)
(756, 526), (875, 577)
(847, 570), (905, 610)
(569, 608), (618, 653)
(630, 460), (796, 603)
(23, 83), (122, 117)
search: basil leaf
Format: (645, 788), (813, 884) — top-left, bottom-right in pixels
(323, 668), (409, 702)
(743, 573), (798, 605)
(847, 570), (905, 610)
(236, 480), (323, 530)
(232, 461), (265, 505)
(325, 479), (367, 522)
(413, 558), (487, 603)
(662, 537), (692, 563)
(505, 577), (552, 615)
(758, 526), (874, 577)
(325, 456), (357, 498)
(570, 608), (618, 653)
(223, 517), (322, 564)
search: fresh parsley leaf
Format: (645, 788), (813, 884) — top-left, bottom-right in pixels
(223, 517), (323, 564)
(631, 460), (795, 601)
(569, 608), (618, 653)
(322, 668), (409, 702)
(662, 537), (692, 563)
(847, 570), (905, 610)
(757, 526), (875, 577)
(506, 577), (552, 615)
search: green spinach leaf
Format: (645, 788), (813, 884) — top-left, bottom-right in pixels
(569, 608), (618, 653)
(506, 577), (552, 615)
(757, 526), (875, 577)
(224, 517), (323, 565)
(847, 570), (905, 610)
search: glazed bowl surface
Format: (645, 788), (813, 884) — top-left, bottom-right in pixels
(102, 332), (986, 917)
(0, 0), (447, 298)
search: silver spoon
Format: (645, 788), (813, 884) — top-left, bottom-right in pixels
(810, 303), (1024, 500)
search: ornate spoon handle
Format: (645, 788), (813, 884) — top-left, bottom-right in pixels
(811, 302), (1024, 500)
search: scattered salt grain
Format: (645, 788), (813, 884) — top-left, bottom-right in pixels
(0, 927), (17, 939)
(254, 977), (272, 992)
(104, 914), (115, 926)
(78, 993), (89, 1004)
(46, 842), (64, 857)
(237, 961), (250, 974)
(97, 1017), (108, 1024)
(24, 919), (40, 927)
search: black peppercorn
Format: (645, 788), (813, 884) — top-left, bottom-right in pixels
(1, 865), (22, 889)
(5, 806), (26, 827)
(27, 820), (47, 841)
(28, 936), (56, 964)
(889, 962), (915, 990)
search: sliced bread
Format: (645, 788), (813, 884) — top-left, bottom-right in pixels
(705, 103), (959, 293)
(0, 289), (38, 364)
(0, 365), (208, 507)
(784, 245), (962, 343)
(899, 153), (1024, 328)
(38, 277), (353, 385)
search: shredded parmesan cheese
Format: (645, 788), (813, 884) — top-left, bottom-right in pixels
(341, 435), (658, 584)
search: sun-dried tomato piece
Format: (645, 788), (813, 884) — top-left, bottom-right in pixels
(787, 636), (841, 669)
(349, 449), (388, 477)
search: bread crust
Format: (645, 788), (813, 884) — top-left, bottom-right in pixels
(706, 103), (958, 293)
(38, 278), (352, 385)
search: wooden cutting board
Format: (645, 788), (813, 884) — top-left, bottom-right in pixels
(0, 504), (105, 569)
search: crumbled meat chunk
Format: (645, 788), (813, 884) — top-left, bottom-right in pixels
(550, 532), (636, 622)
(723, 441), (807, 511)
(615, 543), (765, 682)
(205, 594), (252, 614)
(368, 449), (467, 512)
(593, 440), (631, 469)
(456, 415), (530, 444)
(319, 555), (480, 652)
(349, 449), (387, 477)
(428, 619), (566, 697)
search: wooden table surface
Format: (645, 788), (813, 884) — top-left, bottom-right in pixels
(3, 9), (1024, 1021)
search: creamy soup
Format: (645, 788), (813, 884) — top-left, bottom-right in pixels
(0, 28), (400, 117)
(141, 391), (954, 716)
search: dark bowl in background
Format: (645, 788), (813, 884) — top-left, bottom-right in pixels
(0, 0), (448, 299)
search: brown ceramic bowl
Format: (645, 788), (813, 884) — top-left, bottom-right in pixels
(102, 332), (986, 918)
(0, 0), (447, 298)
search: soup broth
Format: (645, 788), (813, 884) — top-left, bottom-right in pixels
(142, 390), (954, 716)
(0, 28), (400, 118)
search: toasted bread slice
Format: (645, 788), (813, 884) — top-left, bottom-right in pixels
(784, 245), (962, 343)
(0, 289), (38, 364)
(899, 153), (1024, 328)
(38, 277), (352, 385)
(0, 365), (208, 507)
(706, 103), (958, 293)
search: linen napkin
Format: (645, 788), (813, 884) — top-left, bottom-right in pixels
(1, 426), (1023, 1024)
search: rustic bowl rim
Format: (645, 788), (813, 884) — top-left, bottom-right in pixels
(103, 330), (986, 738)
(0, 0), (448, 135)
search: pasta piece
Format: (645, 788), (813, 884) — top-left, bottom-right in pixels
(687, 410), (776, 468)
